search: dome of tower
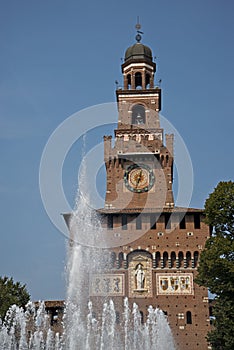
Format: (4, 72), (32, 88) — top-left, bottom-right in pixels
(124, 42), (153, 62)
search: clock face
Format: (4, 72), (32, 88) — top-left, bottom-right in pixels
(124, 164), (155, 193)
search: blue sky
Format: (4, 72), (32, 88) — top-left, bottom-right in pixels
(0, 0), (234, 301)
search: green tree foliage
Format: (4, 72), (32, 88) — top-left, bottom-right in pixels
(196, 181), (234, 350)
(0, 276), (30, 320)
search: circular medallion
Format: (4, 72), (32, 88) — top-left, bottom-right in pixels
(124, 164), (155, 193)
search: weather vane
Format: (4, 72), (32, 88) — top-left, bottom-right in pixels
(135, 16), (144, 42)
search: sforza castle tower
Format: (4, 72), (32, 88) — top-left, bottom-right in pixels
(64, 26), (212, 350)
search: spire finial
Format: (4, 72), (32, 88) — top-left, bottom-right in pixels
(135, 16), (143, 42)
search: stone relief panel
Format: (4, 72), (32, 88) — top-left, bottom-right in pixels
(156, 273), (194, 295)
(128, 252), (152, 298)
(89, 274), (125, 296)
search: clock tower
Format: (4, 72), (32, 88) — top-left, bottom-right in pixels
(93, 27), (211, 350)
(62, 25), (212, 350)
(104, 31), (174, 211)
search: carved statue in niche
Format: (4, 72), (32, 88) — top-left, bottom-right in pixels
(128, 251), (153, 298)
(135, 263), (145, 290)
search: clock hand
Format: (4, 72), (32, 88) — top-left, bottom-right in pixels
(136, 170), (142, 187)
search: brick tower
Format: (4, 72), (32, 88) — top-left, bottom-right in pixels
(91, 28), (212, 350)
(103, 33), (174, 211)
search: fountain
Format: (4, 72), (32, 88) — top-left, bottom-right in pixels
(0, 298), (175, 349)
(0, 160), (176, 350)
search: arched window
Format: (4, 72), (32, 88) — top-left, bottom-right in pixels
(186, 251), (192, 268)
(194, 251), (199, 267)
(118, 252), (124, 268)
(127, 74), (131, 89)
(178, 251), (184, 268)
(155, 252), (161, 268)
(110, 252), (116, 268)
(132, 104), (145, 125)
(171, 252), (176, 268)
(146, 73), (151, 89)
(186, 311), (192, 324)
(135, 72), (142, 89)
(163, 252), (168, 268)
